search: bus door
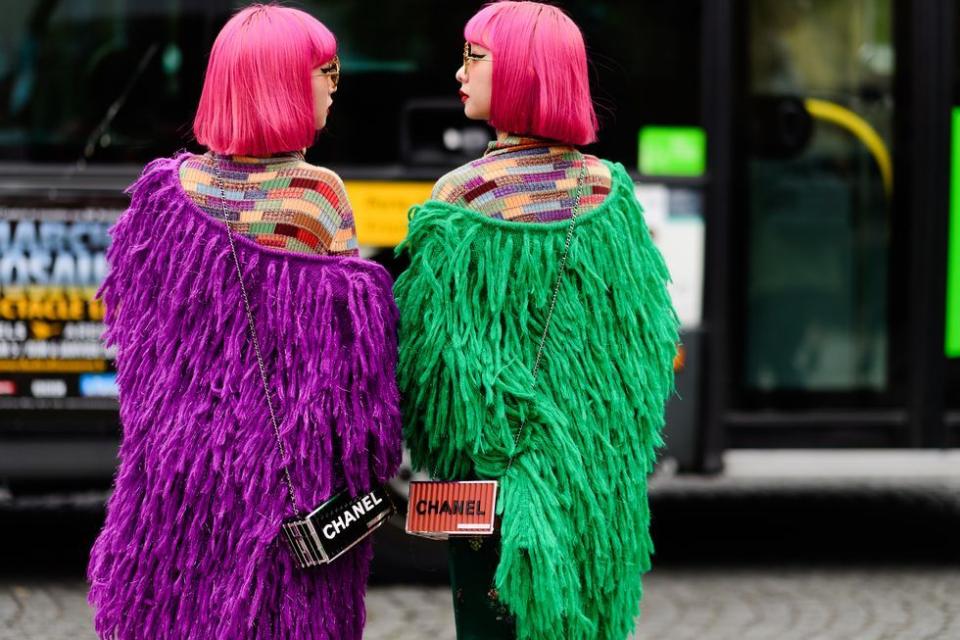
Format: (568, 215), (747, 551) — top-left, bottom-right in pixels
(711, 0), (955, 451)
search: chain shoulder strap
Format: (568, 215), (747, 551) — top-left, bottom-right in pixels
(212, 156), (301, 518)
(503, 151), (589, 477)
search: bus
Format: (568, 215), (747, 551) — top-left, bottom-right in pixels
(0, 0), (956, 539)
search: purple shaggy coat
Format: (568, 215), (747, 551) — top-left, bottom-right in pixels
(87, 155), (402, 639)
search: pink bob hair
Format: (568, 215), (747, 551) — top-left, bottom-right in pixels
(465, 1), (598, 146)
(193, 4), (337, 156)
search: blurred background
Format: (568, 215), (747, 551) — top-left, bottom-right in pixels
(0, 0), (958, 638)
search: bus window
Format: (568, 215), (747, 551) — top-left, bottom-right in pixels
(0, 1), (702, 172)
(0, 1), (215, 164)
(742, 0), (894, 404)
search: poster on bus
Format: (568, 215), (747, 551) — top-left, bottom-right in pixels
(0, 208), (120, 410)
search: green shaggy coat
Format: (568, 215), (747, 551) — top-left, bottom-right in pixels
(395, 162), (679, 640)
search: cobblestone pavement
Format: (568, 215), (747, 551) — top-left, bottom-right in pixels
(636, 567), (960, 640)
(4, 454), (959, 639)
(3, 566), (958, 639)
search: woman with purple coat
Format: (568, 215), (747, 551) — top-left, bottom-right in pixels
(86, 5), (401, 639)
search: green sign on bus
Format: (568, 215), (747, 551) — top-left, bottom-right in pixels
(948, 109), (960, 357)
(638, 126), (706, 178)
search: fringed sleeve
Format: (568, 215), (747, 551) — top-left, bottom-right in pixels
(395, 162), (679, 640)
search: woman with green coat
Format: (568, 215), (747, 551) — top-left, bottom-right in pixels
(394, 3), (680, 639)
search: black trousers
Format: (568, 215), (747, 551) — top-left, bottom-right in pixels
(448, 536), (517, 639)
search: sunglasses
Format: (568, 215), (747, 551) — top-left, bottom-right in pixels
(462, 43), (490, 74)
(314, 55), (340, 88)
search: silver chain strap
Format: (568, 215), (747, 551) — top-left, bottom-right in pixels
(503, 152), (588, 477)
(212, 155), (302, 518)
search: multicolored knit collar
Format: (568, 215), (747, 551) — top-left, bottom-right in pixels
(484, 134), (563, 157)
(208, 150), (306, 166)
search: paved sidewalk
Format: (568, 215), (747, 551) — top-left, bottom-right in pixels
(635, 566), (960, 640)
(3, 452), (958, 639)
(369, 567), (960, 640)
(3, 567), (958, 640)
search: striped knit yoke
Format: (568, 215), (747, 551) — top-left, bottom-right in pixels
(431, 135), (613, 223)
(178, 152), (359, 256)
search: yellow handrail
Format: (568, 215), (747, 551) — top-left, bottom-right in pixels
(804, 98), (893, 197)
